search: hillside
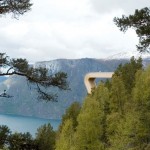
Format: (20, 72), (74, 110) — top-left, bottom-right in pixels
(0, 57), (150, 119)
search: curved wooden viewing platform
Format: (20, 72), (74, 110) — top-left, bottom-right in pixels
(84, 72), (114, 94)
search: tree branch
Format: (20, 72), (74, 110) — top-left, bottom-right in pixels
(0, 53), (69, 101)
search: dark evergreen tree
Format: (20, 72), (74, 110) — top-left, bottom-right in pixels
(35, 123), (56, 150)
(58, 102), (81, 133)
(114, 56), (142, 94)
(0, 0), (32, 17)
(0, 125), (11, 149)
(8, 132), (37, 150)
(114, 7), (150, 52)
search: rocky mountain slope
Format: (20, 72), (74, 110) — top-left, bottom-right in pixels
(0, 56), (150, 119)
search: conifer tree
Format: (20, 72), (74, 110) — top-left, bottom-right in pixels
(8, 132), (36, 150)
(114, 56), (142, 94)
(58, 102), (81, 133)
(0, 0), (32, 17)
(131, 66), (150, 148)
(107, 110), (139, 150)
(0, 125), (11, 149)
(92, 83), (110, 147)
(114, 7), (150, 52)
(106, 75), (128, 149)
(35, 123), (56, 150)
(108, 66), (150, 149)
(0, 1), (69, 102)
(74, 84), (110, 150)
(74, 97), (103, 150)
(56, 119), (74, 150)
(109, 75), (127, 114)
(0, 53), (69, 101)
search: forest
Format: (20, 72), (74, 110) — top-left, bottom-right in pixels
(0, 56), (150, 150)
(0, 1), (150, 150)
(56, 56), (150, 150)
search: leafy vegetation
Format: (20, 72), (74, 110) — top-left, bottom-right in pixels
(0, 1), (69, 102)
(0, 53), (69, 101)
(114, 7), (150, 53)
(0, 123), (56, 150)
(56, 57), (150, 150)
(1, 57), (150, 149)
(0, 5), (150, 150)
(36, 123), (56, 150)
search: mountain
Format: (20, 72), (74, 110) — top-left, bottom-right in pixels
(106, 51), (150, 60)
(0, 76), (8, 83)
(0, 56), (150, 119)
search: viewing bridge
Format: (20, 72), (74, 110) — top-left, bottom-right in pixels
(84, 72), (114, 94)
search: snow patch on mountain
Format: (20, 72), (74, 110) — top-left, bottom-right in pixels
(35, 60), (61, 73)
(106, 51), (150, 60)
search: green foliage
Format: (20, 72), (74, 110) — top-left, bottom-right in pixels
(110, 75), (127, 114)
(35, 123), (56, 150)
(114, 56), (142, 93)
(1, 57), (150, 149)
(92, 84), (110, 147)
(56, 102), (81, 150)
(0, 125), (37, 150)
(56, 119), (74, 150)
(0, 125), (11, 149)
(114, 7), (150, 52)
(0, 124), (57, 150)
(56, 57), (150, 149)
(58, 102), (81, 133)
(131, 66), (150, 147)
(74, 97), (103, 150)
(11, 58), (29, 73)
(73, 84), (110, 150)
(0, 53), (69, 101)
(8, 132), (36, 150)
(107, 111), (139, 150)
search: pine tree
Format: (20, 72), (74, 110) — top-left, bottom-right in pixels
(0, 125), (11, 149)
(114, 7), (150, 52)
(114, 56), (143, 94)
(0, 53), (69, 101)
(8, 132), (36, 150)
(0, 2), (69, 102)
(0, 0), (32, 17)
(58, 102), (81, 133)
(35, 123), (56, 150)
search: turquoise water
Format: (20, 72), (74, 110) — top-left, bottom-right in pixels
(0, 114), (61, 137)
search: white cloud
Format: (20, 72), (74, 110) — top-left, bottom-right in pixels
(90, 0), (150, 14)
(0, 0), (149, 62)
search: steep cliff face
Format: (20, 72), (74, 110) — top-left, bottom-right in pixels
(0, 57), (149, 119)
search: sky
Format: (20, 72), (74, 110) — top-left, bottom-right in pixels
(0, 0), (150, 63)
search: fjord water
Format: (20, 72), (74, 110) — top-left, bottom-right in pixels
(0, 114), (61, 137)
